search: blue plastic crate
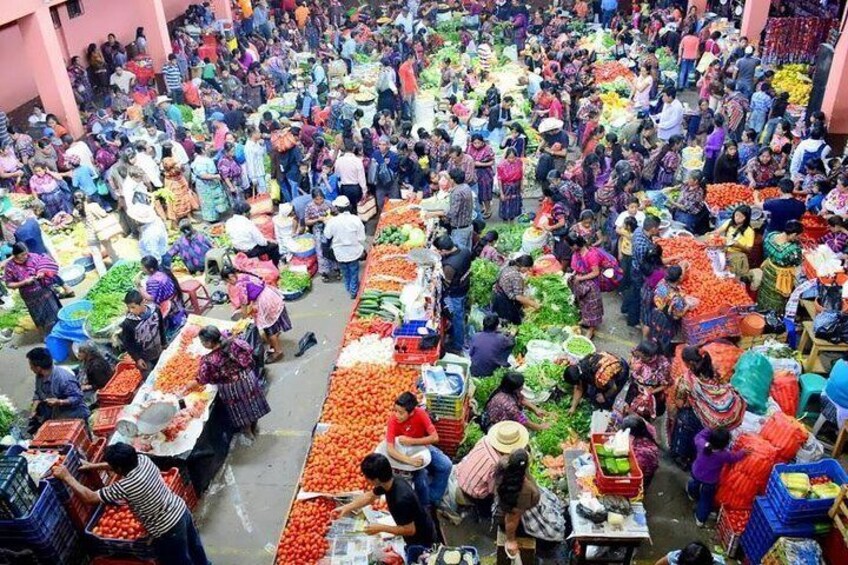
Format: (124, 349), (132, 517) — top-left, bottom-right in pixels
(393, 320), (437, 337)
(765, 459), (848, 524)
(0, 452), (39, 520)
(0, 482), (78, 552)
(741, 497), (827, 564)
(84, 503), (155, 560)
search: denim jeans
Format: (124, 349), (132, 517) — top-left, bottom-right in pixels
(602, 9), (615, 29)
(445, 294), (467, 353)
(338, 260), (360, 297)
(152, 509), (210, 565)
(412, 445), (453, 507)
(678, 59), (696, 89)
(687, 477), (717, 523)
(451, 225), (473, 253)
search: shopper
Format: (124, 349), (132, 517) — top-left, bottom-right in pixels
(482, 371), (549, 432)
(687, 428), (747, 526)
(323, 195), (366, 299)
(120, 290), (166, 373)
(434, 235), (472, 354)
(52, 443), (210, 565)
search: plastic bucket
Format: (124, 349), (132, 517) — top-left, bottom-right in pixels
(739, 313), (766, 337)
(45, 336), (71, 363)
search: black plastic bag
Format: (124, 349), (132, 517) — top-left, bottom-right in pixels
(763, 311), (786, 335)
(817, 281), (844, 312)
(814, 312), (848, 343)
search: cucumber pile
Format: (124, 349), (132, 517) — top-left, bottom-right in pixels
(357, 290), (403, 320)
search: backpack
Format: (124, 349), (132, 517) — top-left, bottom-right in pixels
(798, 141), (826, 173)
(376, 161), (395, 186)
(596, 247), (624, 291)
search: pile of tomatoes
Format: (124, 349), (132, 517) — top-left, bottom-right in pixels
(92, 505), (148, 540)
(275, 498), (335, 565)
(705, 183), (753, 211)
(301, 425), (383, 493)
(100, 367), (142, 397)
(154, 350), (201, 393)
(321, 364), (417, 428)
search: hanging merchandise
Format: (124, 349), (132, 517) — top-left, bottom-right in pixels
(762, 17), (839, 64)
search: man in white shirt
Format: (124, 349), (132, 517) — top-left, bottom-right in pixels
(243, 126), (268, 194)
(109, 66), (137, 94)
(131, 143), (163, 188)
(447, 115), (468, 150)
(654, 87), (684, 142)
(334, 146), (367, 214)
(324, 195), (366, 299)
(394, 8), (414, 35)
(225, 200), (281, 265)
(789, 128), (831, 181)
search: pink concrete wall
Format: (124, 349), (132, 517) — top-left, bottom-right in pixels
(163, 0), (196, 21)
(0, 24), (39, 111)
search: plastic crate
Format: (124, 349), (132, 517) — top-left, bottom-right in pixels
(590, 433), (643, 499)
(88, 436), (114, 486)
(30, 419), (92, 458)
(420, 356), (471, 418)
(682, 307), (741, 345)
(97, 366), (143, 407)
(0, 454), (39, 519)
(92, 405), (126, 438)
(717, 507), (750, 559)
(765, 459), (848, 524)
(740, 497), (827, 564)
(393, 320), (441, 365)
(161, 467), (198, 511)
(31, 445), (98, 531)
(84, 503), (155, 560)
(0, 482), (80, 563)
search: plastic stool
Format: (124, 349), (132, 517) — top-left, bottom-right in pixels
(797, 373), (827, 419)
(204, 248), (231, 284)
(181, 280), (212, 315)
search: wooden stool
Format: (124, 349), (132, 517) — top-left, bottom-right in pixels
(496, 528), (535, 565)
(797, 320), (848, 373)
(829, 485), (848, 545)
(180, 280), (212, 315)
(834, 419), (848, 458)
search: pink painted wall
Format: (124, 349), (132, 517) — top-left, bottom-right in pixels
(163, 0), (197, 21)
(0, 24), (39, 111)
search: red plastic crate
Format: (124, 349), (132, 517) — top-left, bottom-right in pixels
(88, 436), (113, 486)
(717, 506), (750, 559)
(97, 366), (143, 407)
(590, 433), (644, 498)
(393, 320), (443, 365)
(30, 419), (92, 458)
(91, 405), (125, 438)
(161, 468), (198, 511)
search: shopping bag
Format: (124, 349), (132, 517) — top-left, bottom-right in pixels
(268, 178), (281, 202)
(358, 195), (377, 222)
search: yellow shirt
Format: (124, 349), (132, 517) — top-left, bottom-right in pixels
(295, 6), (310, 28)
(619, 233), (633, 257)
(720, 220), (754, 252)
(238, 0), (253, 18)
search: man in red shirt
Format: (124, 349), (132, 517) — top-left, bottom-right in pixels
(398, 53), (419, 122)
(385, 392), (453, 509)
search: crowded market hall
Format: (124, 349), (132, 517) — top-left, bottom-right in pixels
(6, 0), (848, 564)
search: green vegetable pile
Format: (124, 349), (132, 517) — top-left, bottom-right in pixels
(472, 369), (506, 407)
(0, 292), (33, 333)
(357, 290), (402, 321)
(0, 395), (17, 437)
(564, 335), (595, 358)
(469, 259), (499, 306)
(456, 422), (484, 460)
(86, 262), (141, 332)
(278, 270), (312, 294)
(530, 398), (592, 457)
(525, 275), (579, 329)
(375, 226), (408, 246)
(522, 360), (564, 392)
(514, 323), (551, 357)
(491, 222), (529, 254)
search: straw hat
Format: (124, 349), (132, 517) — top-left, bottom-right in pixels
(538, 117), (564, 134)
(487, 421), (529, 454)
(374, 440), (432, 471)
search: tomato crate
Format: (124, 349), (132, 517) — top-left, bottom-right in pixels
(84, 503), (155, 560)
(717, 507), (750, 559)
(92, 405), (126, 438)
(0, 482), (81, 564)
(97, 366), (143, 407)
(682, 307), (742, 345)
(740, 496), (828, 565)
(89, 436), (113, 486)
(0, 453), (39, 519)
(765, 459), (848, 524)
(393, 321), (442, 365)
(590, 433), (644, 499)
(30, 419), (92, 458)
(161, 468), (198, 511)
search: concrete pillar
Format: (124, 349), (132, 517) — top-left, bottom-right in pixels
(212, 0), (234, 21)
(740, 0), (771, 45)
(822, 9), (848, 135)
(131, 0), (172, 69)
(18, 7), (84, 138)
(688, 0), (707, 17)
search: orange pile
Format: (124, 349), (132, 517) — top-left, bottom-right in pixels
(100, 367), (142, 396)
(300, 425), (383, 493)
(321, 365), (418, 428)
(369, 257), (418, 280)
(275, 498), (335, 565)
(154, 350), (201, 393)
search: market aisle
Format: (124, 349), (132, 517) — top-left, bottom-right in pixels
(192, 279), (352, 564)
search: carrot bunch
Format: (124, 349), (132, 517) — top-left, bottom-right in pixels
(343, 319), (397, 346)
(321, 364), (418, 428)
(705, 183), (753, 211)
(154, 350), (201, 393)
(301, 425), (383, 493)
(275, 498), (335, 565)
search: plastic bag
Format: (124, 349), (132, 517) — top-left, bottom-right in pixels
(760, 412), (808, 462)
(232, 252), (280, 286)
(762, 310), (786, 334)
(524, 340), (564, 367)
(795, 434), (825, 463)
(715, 433), (779, 510)
(769, 370), (800, 416)
(814, 311), (848, 343)
(731, 351), (774, 415)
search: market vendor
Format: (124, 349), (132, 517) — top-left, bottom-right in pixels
(3, 242), (66, 334)
(491, 255), (539, 325)
(27, 346), (89, 431)
(655, 541), (726, 565)
(52, 443), (210, 565)
(225, 200), (281, 266)
(221, 266), (290, 364)
(565, 352), (628, 414)
(667, 170), (709, 235)
(164, 220), (214, 276)
(456, 420), (529, 513)
(120, 289), (166, 373)
(141, 255), (187, 338)
(713, 205), (754, 279)
(178, 326), (271, 441)
(3, 205), (53, 258)
(76, 341), (116, 392)
(482, 371), (549, 432)
(469, 314), (515, 377)
(614, 341), (671, 422)
(756, 219), (803, 315)
(335, 454), (436, 564)
(646, 265), (699, 355)
(494, 448), (541, 557)
(384, 392), (452, 510)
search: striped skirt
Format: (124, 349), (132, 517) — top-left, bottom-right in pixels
(573, 279), (603, 328)
(218, 372), (271, 429)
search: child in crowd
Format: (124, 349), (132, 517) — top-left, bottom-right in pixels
(687, 428), (747, 527)
(473, 230), (505, 265)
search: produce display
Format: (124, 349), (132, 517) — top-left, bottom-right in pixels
(301, 425), (383, 493)
(773, 64), (813, 106)
(86, 262), (142, 332)
(705, 183), (754, 211)
(525, 274), (580, 328)
(336, 334), (396, 367)
(469, 259), (499, 306)
(342, 318), (395, 346)
(355, 290), (403, 320)
(278, 269), (312, 293)
(275, 499), (335, 565)
(593, 61), (634, 85)
(374, 224), (426, 247)
(564, 335), (595, 358)
(492, 222), (529, 253)
(91, 505), (148, 540)
(0, 394), (17, 437)
(531, 399), (591, 457)
(0, 292), (35, 334)
(320, 364), (418, 428)
(152, 328), (202, 393)
(99, 366), (143, 397)
(595, 444), (632, 475)
(522, 360), (564, 392)
(780, 472), (841, 500)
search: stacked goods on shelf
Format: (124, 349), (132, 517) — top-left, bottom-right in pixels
(422, 357), (471, 457)
(717, 507), (750, 559)
(590, 433), (644, 499)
